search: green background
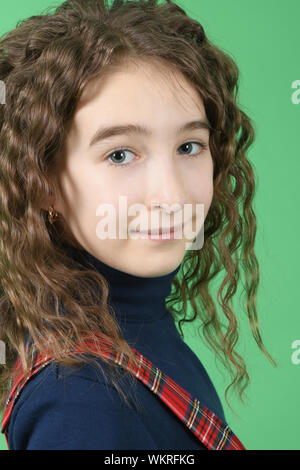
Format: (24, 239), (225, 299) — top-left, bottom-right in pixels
(0, 0), (299, 451)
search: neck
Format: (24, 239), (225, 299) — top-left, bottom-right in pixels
(65, 244), (181, 323)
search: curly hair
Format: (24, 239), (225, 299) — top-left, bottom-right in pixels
(0, 0), (277, 416)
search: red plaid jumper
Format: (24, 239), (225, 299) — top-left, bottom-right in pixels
(1, 332), (246, 450)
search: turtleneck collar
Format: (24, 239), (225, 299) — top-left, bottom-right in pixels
(65, 244), (181, 323)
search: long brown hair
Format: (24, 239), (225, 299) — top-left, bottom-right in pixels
(0, 0), (277, 415)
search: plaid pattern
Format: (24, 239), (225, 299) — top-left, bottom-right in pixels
(1, 332), (246, 450)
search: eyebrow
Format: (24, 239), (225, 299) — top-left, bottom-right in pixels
(89, 119), (212, 148)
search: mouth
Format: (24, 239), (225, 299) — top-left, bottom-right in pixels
(132, 223), (183, 236)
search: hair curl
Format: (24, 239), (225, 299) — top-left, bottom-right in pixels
(0, 0), (277, 416)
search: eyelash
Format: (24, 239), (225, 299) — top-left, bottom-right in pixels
(104, 141), (208, 168)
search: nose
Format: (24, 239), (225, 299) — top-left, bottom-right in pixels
(144, 157), (186, 215)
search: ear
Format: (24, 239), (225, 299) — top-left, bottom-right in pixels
(40, 183), (63, 214)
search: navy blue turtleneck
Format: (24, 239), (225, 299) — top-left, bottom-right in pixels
(7, 246), (227, 450)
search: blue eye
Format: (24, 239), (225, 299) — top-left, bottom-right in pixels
(106, 148), (136, 167)
(105, 141), (207, 168)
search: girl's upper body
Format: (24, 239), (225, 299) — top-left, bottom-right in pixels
(0, 0), (269, 453)
(7, 245), (226, 450)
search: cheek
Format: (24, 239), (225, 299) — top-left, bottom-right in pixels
(72, 167), (143, 237)
(66, 164), (116, 208)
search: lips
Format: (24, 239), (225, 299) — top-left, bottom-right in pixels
(134, 224), (182, 235)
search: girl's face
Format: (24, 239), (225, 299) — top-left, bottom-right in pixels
(53, 61), (214, 277)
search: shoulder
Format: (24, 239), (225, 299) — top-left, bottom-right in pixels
(8, 359), (156, 450)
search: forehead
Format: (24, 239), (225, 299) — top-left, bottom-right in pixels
(77, 58), (205, 117)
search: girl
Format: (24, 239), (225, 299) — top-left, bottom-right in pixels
(0, 0), (276, 450)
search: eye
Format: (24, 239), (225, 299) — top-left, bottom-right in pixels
(105, 148), (136, 168)
(104, 141), (208, 168)
(177, 141), (207, 157)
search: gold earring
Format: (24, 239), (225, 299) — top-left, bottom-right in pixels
(48, 205), (59, 224)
